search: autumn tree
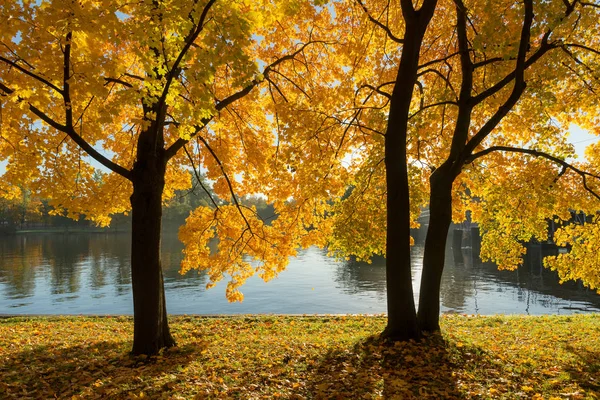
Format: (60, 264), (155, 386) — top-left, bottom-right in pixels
(413, 0), (600, 332)
(0, 0), (339, 355)
(321, 0), (600, 339)
(312, 0), (440, 340)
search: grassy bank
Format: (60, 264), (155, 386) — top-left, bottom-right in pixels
(0, 315), (598, 399)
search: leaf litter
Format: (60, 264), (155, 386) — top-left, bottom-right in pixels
(0, 314), (598, 399)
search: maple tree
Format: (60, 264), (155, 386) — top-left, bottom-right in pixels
(323, 0), (600, 338)
(0, 0), (342, 355)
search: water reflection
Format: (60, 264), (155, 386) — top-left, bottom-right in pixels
(331, 226), (600, 315)
(161, 234), (209, 291)
(0, 236), (40, 300)
(0, 228), (599, 315)
(334, 255), (386, 298)
(436, 228), (600, 314)
(0, 234), (132, 312)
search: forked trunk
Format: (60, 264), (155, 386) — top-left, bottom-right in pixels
(380, 5), (438, 340)
(417, 166), (454, 332)
(130, 163), (175, 355)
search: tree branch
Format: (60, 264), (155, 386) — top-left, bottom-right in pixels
(418, 51), (461, 70)
(265, 77), (289, 102)
(446, 0), (475, 163)
(164, 40), (331, 160)
(466, 145), (600, 201)
(63, 32), (73, 128)
(409, 100), (458, 120)
(462, 0), (533, 158)
(196, 134), (255, 235)
(473, 56), (515, 69)
(417, 68), (458, 100)
(1, 79), (70, 132)
(470, 40), (553, 106)
(579, 1), (600, 8)
(183, 144), (221, 210)
(270, 69), (311, 99)
(157, 0), (217, 112)
(355, 0), (404, 44)
(469, 0), (582, 107)
(103, 77), (134, 88)
(563, 42), (600, 56)
(61, 32), (131, 179)
(360, 83), (392, 99)
(400, 0), (415, 18)
(0, 55), (63, 94)
(0, 81), (132, 179)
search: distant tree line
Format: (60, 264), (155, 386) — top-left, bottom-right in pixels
(0, 172), (275, 234)
(0, 190), (84, 233)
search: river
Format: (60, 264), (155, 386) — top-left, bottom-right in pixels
(1, 227), (599, 315)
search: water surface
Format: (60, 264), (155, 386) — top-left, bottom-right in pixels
(1, 228), (599, 315)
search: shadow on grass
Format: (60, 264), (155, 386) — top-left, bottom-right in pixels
(0, 340), (198, 399)
(306, 333), (494, 399)
(565, 346), (600, 393)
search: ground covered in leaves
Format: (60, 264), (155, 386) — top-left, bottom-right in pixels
(0, 314), (598, 399)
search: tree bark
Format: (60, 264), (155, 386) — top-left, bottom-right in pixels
(383, 137), (420, 340)
(381, 6), (438, 340)
(384, 67), (420, 339)
(129, 157), (175, 355)
(417, 164), (455, 332)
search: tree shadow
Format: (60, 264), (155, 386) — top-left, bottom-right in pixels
(0, 340), (199, 398)
(305, 333), (494, 398)
(564, 345), (600, 393)
(304, 335), (384, 398)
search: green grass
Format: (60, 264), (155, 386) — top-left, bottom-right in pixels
(0, 314), (598, 399)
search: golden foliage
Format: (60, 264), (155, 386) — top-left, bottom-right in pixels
(546, 216), (600, 291)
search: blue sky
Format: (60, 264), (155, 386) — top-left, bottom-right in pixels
(568, 125), (599, 161)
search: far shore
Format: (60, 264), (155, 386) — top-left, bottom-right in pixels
(0, 227), (132, 235)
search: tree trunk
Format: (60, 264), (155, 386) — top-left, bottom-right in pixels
(130, 161), (175, 355)
(381, 21), (428, 341)
(417, 165), (454, 332)
(379, 2), (439, 340)
(383, 142), (421, 340)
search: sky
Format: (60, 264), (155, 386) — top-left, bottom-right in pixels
(568, 125), (599, 161)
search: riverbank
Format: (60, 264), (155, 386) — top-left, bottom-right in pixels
(0, 227), (131, 235)
(14, 228), (129, 234)
(0, 315), (598, 399)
